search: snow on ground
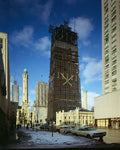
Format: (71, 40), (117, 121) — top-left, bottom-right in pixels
(23, 128), (99, 147)
(3, 128), (107, 149)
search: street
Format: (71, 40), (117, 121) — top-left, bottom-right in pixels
(98, 128), (120, 144)
(0, 127), (120, 149)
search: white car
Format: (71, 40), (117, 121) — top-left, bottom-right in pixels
(60, 124), (76, 134)
(71, 126), (106, 140)
(59, 125), (69, 134)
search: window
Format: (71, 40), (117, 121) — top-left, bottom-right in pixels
(112, 70), (117, 76)
(112, 26), (116, 32)
(104, 4), (108, 14)
(105, 74), (109, 79)
(112, 65), (117, 71)
(112, 39), (116, 45)
(112, 78), (117, 84)
(111, 15), (116, 23)
(112, 33), (116, 39)
(111, 0), (116, 7)
(105, 80), (109, 84)
(111, 10), (116, 18)
(112, 59), (117, 65)
(105, 34), (109, 43)
(104, 23), (109, 30)
(105, 64), (109, 69)
(105, 57), (109, 64)
(112, 54), (117, 60)
(105, 49), (109, 55)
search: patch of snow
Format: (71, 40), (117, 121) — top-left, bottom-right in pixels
(24, 129), (96, 147)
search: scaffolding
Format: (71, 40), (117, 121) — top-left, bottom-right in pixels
(48, 23), (81, 122)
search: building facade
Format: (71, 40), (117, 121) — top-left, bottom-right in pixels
(0, 32), (10, 140)
(56, 107), (94, 126)
(48, 22), (81, 122)
(102, 0), (120, 94)
(10, 102), (18, 129)
(95, 0), (120, 129)
(35, 81), (48, 107)
(32, 81), (48, 124)
(12, 81), (19, 103)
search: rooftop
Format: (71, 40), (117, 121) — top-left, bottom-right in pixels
(23, 68), (28, 74)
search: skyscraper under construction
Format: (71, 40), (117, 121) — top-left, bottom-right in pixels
(48, 22), (81, 122)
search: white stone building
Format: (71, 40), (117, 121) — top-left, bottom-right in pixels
(16, 69), (30, 125)
(56, 107), (94, 126)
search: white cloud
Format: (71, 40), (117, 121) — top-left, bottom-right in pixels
(30, 89), (35, 95)
(31, 1), (52, 23)
(35, 36), (51, 57)
(11, 26), (34, 47)
(79, 63), (84, 71)
(69, 17), (93, 45)
(10, 26), (51, 57)
(10, 0), (52, 23)
(83, 40), (91, 46)
(81, 57), (102, 84)
(82, 57), (96, 63)
(41, 1), (52, 23)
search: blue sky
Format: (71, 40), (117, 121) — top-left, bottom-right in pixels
(0, 0), (102, 110)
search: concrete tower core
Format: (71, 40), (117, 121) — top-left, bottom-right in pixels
(83, 90), (87, 110)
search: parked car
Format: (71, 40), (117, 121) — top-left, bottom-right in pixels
(59, 125), (70, 134)
(40, 124), (49, 130)
(59, 124), (76, 134)
(56, 125), (68, 133)
(71, 126), (106, 140)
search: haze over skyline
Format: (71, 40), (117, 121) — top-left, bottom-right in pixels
(0, 0), (102, 110)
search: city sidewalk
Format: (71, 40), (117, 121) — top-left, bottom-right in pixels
(98, 128), (120, 144)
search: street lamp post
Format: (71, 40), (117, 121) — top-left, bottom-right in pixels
(31, 112), (32, 128)
(52, 121), (53, 137)
(51, 120), (55, 137)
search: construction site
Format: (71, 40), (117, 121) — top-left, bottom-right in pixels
(48, 22), (81, 122)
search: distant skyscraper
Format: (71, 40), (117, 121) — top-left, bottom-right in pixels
(32, 81), (48, 124)
(102, 0), (120, 94)
(48, 22), (81, 121)
(36, 81), (48, 107)
(12, 81), (19, 103)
